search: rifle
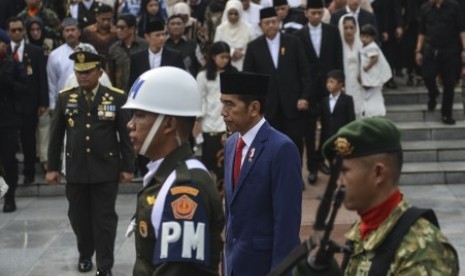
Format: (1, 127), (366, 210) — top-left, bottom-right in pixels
(267, 156), (349, 276)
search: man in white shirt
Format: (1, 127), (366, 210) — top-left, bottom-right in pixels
(241, 0), (263, 37)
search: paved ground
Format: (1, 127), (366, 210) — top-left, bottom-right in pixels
(1, 177), (464, 275)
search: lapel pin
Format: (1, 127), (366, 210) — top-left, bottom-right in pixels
(248, 148), (255, 162)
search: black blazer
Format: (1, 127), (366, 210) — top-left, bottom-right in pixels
(330, 7), (378, 31)
(8, 43), (49, 114)
(48, 85), (135, 183)
(295, 23), (343, 102)
(127, 47), (185, 91)
(243, 33), (312, 120)
(319, 93), (355, 144)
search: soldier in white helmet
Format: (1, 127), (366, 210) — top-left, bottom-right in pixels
(123, 66), (225, 276)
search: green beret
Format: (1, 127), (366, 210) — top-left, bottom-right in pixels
(323, 118), (402, 160)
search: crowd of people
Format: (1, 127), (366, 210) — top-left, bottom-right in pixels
(0, 0), (464, 275)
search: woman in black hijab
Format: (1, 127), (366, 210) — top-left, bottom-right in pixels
(26, 16), (55, 57)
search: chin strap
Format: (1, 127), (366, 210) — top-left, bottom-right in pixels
(139, 114), (165, 156)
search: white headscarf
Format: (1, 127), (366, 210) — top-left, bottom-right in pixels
(173, 2), (197, 26)
(215, 0), (253, 48)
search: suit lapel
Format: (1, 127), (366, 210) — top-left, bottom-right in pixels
(260, 37), (277, 71)
(303, 26), (317, 59)
(232, 122), (269, 203)
(320, 24), (328, 59)
(225, 135), (236, 204)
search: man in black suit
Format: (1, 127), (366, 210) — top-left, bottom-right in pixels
(273, 0), (307, 34)
(46, 50), (135, 276)
(330, 0), (377, 32)
(6, 17), (49, 185)
(243, 7), (312, 157)
(127, 19), (185, 177)
(295, 0), (342, 183)
(127, 20), (185, 91)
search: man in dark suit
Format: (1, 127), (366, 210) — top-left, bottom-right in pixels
(220, 71), (302, 276)
(6, 17), (49, 185)
(127, 20), (185, 91)
(46, 50), (135, 276)
(243, 7), (311, 157)
(330, 0), (377, 32)
(273, 0), (306, 34)
(295, 0), (343, 183)
(127, 19), (185, 178)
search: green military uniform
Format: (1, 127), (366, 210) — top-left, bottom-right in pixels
(48, 83), (135, 270)
(133, 143), (224, 276)
(344, 199), (459, 275)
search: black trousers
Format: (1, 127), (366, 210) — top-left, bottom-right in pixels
(268, 112), (304, 159)
(0, 128), (19, 200)
(20, 112), (38, 179)
(422, 45), (460, 118)
(66, 182), (119, 270)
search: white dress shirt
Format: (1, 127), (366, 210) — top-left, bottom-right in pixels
(10, 40), (25, 62)
(345, 5), (361, 19)
(329, 91), (341, 113)
(237, 117), (266, 167)
(266, 32), (280, 69)
(149, 48), (163, 69)
(308, 23), (322, 57)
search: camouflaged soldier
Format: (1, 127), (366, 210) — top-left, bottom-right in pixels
(322, 118), (459, 276)
(123, 67), (224, 276)
(17, 0), (61, 42)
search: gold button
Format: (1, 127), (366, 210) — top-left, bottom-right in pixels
(109, 152), (113, 156)
(87, 112), (91, 117)
(66, 153), (70, 156)
(85, 136), (90, 141)
(86, 148), (91, 153)
(86, 124), (90, 128)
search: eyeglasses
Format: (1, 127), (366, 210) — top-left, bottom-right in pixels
(9, 28), (24, 33)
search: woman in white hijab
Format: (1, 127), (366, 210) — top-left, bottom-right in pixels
(214, 0), (255, 70)
(338, 14), (364, 118)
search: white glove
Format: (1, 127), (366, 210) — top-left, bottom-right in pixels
(0, 177), (9, 198)
(125, 218), (137, 238)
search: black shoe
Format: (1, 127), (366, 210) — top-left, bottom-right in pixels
(96, 269), (112, 276)
(442, 117), (456, 125)
(307, 173), (317, 184)
(3, 198), (16, 213)
(427, 99), (437, 111)
(23, 176), (35, 185)
(318, 163), (331, 175)
(78, 258), (93, 272)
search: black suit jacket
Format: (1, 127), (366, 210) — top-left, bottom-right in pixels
(319, 93), (355, 144)
(295, 23), (343, 103)
(48, 85), (135, 183)
(330, 7), (378, 31)
(127, 47), (186, 91)
(8, 43), (48, 114)
(243, 33), (312, 120)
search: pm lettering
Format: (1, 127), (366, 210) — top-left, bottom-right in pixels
(160, 221), (205, 261)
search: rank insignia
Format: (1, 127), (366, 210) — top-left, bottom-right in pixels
(68, 118), (74, 127)
(146, 195), (156, 205)
(70, 94), (78, 99)
(77, 52), (85, 63)
(139, 221), (148, 238)
(171, 195), (197, 220)
(170, 186), (199, 196)
(334, 137), (353, 156)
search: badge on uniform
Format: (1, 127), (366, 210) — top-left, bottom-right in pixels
(248, 148), (256, 162)
(68, 118), (74, 127)
(146, 195), (156, 206)
(171, 195), (197, 220)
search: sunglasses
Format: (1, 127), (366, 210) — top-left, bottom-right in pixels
(10, 28), (24, 33)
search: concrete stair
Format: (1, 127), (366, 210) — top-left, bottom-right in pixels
(384, 87), (465, 185)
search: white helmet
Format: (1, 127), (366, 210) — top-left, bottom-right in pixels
(123, 66), (202, 117)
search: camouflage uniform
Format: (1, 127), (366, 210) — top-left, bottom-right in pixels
(344, 199), (459, 276)
(18, 5), (61, 43)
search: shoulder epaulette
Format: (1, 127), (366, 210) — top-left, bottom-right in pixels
(108, 86), (125, 94)
(59, 86), (77, 94)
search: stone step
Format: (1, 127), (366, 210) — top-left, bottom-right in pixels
(397, 121), (465, 141)
(400, 161), (465, 185)
(403, 140), (465, 162)
(384, 87), (464, 105)
(386, 103), (464, 122)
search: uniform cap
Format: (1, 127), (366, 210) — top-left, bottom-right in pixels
(69, 51), (101, 72)
(323, 117), (402, 160)
(220, 71), (270, 97)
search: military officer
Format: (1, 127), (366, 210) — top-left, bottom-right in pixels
(46, 50), (135, 276)
(123, 67), (224, 276)
(320, 118), (459, 275)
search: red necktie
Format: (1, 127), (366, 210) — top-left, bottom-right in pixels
(233, 137), (246, 186)
(12, 44), (20, 61)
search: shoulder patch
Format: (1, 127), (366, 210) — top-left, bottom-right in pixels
(59, 86), (77, 94)
(171, 195), (197, 220)
(170, 186), (199, 196)
(108, 86), (125, 94)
